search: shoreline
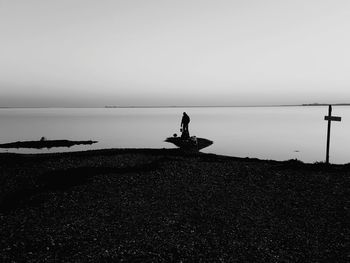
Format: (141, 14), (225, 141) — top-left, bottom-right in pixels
(1, 147), (349, 166)
(0, 148), (348, 261)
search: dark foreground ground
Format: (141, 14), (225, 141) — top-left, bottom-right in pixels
(0, 149), (348, 262)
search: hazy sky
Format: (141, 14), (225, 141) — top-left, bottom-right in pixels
(1, 0), (350, 107)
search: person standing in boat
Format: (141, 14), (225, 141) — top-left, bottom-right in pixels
(181, 112), (190, 139)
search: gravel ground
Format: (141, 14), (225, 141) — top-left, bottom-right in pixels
(0, 149), (349, 262)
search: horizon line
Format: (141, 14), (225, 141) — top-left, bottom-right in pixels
(1, 105), (298, 109)
(1, 103), (350, 109)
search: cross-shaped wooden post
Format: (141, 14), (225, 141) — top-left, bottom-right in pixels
(324, 105), (341, 164)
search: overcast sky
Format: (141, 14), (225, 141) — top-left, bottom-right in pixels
(1, 0), (350, 107)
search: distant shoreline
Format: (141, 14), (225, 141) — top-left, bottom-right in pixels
(301, 103), (350, 106)
(1, 103), (350, 109)
(105, 104), (350, 108)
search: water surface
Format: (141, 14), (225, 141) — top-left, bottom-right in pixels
(0, 107), (349, 164)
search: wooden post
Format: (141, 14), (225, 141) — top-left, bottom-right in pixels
(326, 105), (332, 164)
(324, 105), (341, 164)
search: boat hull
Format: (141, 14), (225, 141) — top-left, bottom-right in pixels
(165, 137), (213, 150)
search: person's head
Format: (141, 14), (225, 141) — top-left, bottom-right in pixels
(183, 112), (186, 116)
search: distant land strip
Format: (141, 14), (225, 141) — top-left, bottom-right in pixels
(301, 103), (350, 106)
(105, 103), (350, 108)
(105, 105), (301, 108)
(1, 103), (350, 109)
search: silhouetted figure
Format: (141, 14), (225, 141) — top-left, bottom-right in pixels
(180, 112), (190, 139)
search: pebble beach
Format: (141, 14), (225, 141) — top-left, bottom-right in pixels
(0, 149), (348, 262)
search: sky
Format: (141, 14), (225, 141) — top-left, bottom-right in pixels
(0, 0), (350, 107)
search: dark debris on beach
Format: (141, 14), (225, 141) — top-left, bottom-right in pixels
(0, 149), (349, 262)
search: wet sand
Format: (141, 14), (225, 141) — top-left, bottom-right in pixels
(0, 149), (348, 262)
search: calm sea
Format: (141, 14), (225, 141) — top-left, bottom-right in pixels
(0, 107), (349, 164)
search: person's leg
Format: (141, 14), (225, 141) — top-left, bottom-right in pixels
(184, 124), (189, 138)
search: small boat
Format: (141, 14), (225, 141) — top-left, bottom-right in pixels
(165, 136), (213, 150)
